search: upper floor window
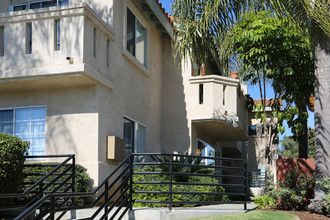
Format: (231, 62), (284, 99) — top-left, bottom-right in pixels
(126, 7), (147, 67)
(54, 20), (60, 51)
(10, 0), (68, 12)
(26, 23), (32, 54)
(0, 26), (4, 57)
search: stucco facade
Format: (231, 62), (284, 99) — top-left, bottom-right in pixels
(0, 0), (254, 187)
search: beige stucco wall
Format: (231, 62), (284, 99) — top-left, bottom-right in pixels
(0, 0), (168, 186)
(0, 0), (252, 187)
(160, 39), (191, 154)
(0, 86), (100, 182)
(0, 8), (84, 74)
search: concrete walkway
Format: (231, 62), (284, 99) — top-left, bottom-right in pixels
(129, 203), (256, 220)
(66, 202), (256, 219)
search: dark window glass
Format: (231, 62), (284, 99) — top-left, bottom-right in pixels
(59, 0), (69, 6)
(249, 125), (257, 136)
(124, 118), (134, 156)
(30, 3), (42, 9)
(0, 26), (4, 57)
(199, 84), (204, 104)
(126, 8), (135, 56)
(42, 1), (57, 8)
(13, 5), (27, 11)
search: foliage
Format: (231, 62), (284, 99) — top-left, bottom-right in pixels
(132, 165), (227, 208)
(251, 194), (276, 209)
(186, 210), (298, 220)
(279, 128), (315, 158)
(21, 163), (92, 205)
(233, 10), (313, 132)
(0, 133), (29, 194)
(265, 170), (275, 193)
(279, 136), (299, 158)
(317, 178), (330, 214)
(267, 166), (314, 210)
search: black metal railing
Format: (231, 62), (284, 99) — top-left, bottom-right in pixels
(15, 154), (134, 220)
(132, 153), (247, 210)
(248, 172), (266, 187)
(0, 154), (75, 218)
(15, 153), (247, 219)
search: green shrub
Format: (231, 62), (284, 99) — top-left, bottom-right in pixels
(0, 133), (29, 194)
(317, 177), (330, 214)
(267, 166), (314, 210)
(250, 195), (276, 209)
(132, 165), (228, 208)
(22, 163), (92, 205)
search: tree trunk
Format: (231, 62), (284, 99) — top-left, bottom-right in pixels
(314, 32), (330, 200)
(298, 106), (308, 159)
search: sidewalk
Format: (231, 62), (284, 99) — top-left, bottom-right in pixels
(128, 202), (256, 220)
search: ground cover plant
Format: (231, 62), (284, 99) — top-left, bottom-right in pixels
(317, 177), (330, 215)
(186, 210), (298, 220)
(266, 166), (314, 210)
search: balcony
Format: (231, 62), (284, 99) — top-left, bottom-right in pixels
(188, 75), (248, 141)
(0, 3), (114, 92)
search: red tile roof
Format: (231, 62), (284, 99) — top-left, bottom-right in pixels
(155, 0), (174, 29)
(254, 99), (283, 107)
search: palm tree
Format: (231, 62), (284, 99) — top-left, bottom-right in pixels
(171, 0), (329, 200)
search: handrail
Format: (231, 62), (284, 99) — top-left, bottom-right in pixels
(0, 155), (75, 198)
(134, 152), (246, 162)
(15, 154), (133, 220)
(0, 154), (75, 215)
(15, 153), (247, 219)
(132, 153), (248, 210)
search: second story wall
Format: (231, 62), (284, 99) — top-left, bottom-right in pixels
(0, 6), (85, 77)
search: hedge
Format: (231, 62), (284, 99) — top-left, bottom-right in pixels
(0, 133), (29, 194)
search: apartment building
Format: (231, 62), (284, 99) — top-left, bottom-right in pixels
(0, 0), (255, 187)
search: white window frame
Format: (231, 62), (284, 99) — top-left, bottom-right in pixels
(123, 2), (150, 75)
(123, 116), (146, 155)
(10, 0), (68, 12)
(0, 105), (47, 157)
(54, 19), (60, 51)
(0, 26), (4, 57)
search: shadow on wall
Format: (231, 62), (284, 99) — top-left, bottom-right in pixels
(277, 158), (315, 182)
(160, 39), (190, 153)
(47, 114), (78, 156)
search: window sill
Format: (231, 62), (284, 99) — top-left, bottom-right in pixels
(122, 50), (150, 77)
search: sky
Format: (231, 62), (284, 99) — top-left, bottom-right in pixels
(158, 0), (315, 142)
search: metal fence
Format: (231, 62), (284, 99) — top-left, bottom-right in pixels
(248, 172), (266, 187)
(0, 154), (75, 218)
(6, 153), (247, 220)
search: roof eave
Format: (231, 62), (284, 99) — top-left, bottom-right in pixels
(144, 0), (173, 38)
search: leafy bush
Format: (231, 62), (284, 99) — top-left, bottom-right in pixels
(317, 177), (330, 214)
(22, 163), (92, 205)
(267, 166), (314, 210)
(133, 163), (229, 208)
(251, 195), (276, 209)
(0, 133), (29, 194)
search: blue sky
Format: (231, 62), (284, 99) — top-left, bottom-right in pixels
(158, 0), (315, 141)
